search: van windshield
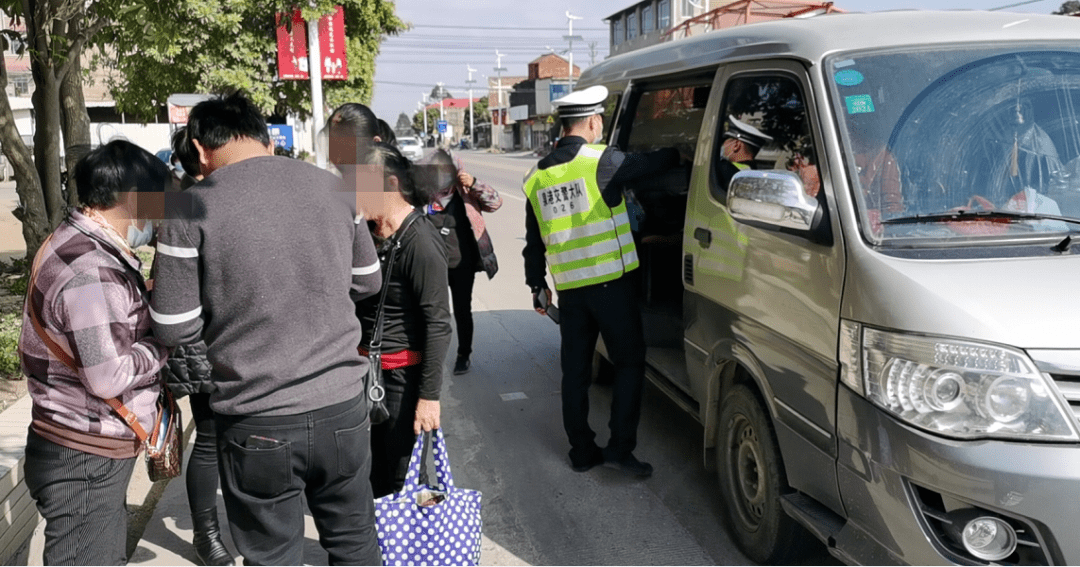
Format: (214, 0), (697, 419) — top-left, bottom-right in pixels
(826, 45), (1080, 246)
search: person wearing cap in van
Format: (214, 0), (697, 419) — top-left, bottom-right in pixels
(522, 85), (682, 478)
(717, 115), (773, 191)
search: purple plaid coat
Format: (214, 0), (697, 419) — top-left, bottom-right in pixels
(19, 210), (167, 448)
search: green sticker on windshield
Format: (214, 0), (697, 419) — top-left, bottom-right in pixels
(834, 69), (864, 86)
(845, 94), (875, 115)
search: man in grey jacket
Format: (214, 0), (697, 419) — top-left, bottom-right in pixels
(151, 92), (383, 565)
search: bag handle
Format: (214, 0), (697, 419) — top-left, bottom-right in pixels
(26, 233), (152, 443)
(397, 428), (455, 500)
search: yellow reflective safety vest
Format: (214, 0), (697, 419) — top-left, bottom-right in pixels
(522, 144), (639, 291)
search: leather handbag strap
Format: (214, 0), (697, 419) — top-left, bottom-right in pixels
(25, 233), (151, 442)
(370, 209), (423, 351)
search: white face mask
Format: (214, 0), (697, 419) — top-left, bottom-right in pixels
(720, 140), (733, 162)
(126, 220), (154, 249)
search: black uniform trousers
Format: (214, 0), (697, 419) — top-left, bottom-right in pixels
(557, 273), (646, 465)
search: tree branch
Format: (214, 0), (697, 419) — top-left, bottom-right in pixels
(57, 14), (107, 82)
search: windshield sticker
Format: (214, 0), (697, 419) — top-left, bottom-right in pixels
(845, 94), (876, 115)
(833, 59), (856, 68)
(835, 69), (864, 87)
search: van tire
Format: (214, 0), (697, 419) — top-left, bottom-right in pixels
(718, 385), (813, 564)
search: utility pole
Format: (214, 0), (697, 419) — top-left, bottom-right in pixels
(307, 17), (326, 169)
(466, 65), (477, 147)
(588, 41), (598, 67)
(565, 11), (583, 92)
(418, 96), (428, 144)
(493, 50), (507, 150)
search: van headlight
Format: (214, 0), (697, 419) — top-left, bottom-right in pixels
(839, 322), (1078, 441)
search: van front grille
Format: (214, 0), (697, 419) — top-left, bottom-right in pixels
(1049, 373), (1080, 423)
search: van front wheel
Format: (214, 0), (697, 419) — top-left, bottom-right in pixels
(718, 385), (812, 564)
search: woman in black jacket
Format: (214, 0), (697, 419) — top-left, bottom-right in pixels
(328, 107), (453, 497)
(157, 127), (233, 566)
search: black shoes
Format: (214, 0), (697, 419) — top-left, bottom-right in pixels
(453, 356), (471, 375)
(192, 507), (235, 566)
(603, 448), (653, 478)
(570, 447), (605, 472)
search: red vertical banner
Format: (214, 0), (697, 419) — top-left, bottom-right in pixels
(319, 6), (348, 80)
(276, 9), (309, 80)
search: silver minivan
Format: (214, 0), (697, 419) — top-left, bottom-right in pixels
(583, 10), (1080, 565)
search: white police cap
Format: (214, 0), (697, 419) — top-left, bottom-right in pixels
(552, 85), (609, 118)
(723, 115), (774, 148)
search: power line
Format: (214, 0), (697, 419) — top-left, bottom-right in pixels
(987, 0), (1049, 9)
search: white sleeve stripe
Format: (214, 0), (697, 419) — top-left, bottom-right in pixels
(156, 243), (199, 258)
(352, 262), (380, 276)
(149, 305), (202, 326)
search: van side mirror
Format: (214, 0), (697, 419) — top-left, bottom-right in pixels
(727, 170), (822, 233)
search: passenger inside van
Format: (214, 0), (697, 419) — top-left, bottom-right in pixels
(716, 116), (773, 191)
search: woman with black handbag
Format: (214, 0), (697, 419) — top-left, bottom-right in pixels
(327, 104), (453, 498)
(18, 141), (171, 565)
(355, 142), (453, 498)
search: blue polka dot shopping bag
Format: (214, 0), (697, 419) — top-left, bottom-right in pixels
(374, 429), (483, 566)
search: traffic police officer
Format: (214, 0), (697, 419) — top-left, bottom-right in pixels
(716, 115), (773, 191)
(522, 85), (681, 478)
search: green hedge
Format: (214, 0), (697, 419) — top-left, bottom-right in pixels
(0, 311), (21, 379)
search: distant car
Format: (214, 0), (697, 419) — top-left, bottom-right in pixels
(396, 137), (424, 161)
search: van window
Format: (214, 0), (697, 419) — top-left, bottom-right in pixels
(625, 84), (712, 153)
(827, 46), (1080, 245)
(622, 81), (710, 261)
(601, 90), (623, 142)
(711, 74), (820, 203)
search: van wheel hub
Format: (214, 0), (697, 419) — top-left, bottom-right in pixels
(733, 415), (766, 524)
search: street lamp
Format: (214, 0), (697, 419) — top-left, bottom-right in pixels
(435, 82), (446, 146)
(466, 65), (477, 148)
(564, 11), (584, 92)
(493, 50), (507, 150)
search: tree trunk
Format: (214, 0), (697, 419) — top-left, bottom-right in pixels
(0, 46), (47, 261)
(25, 0), (65, 230)
(60, 12), (91, 208)
(32, 71), (65, 229)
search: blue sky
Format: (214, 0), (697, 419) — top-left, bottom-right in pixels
(370, 0), (1062, 123)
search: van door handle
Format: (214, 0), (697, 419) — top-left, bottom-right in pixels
(694, 228), (712, 248)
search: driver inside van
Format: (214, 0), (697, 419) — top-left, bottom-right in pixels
(717, 115), (773, 191)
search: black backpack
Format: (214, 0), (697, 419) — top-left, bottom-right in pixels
(427, 193), (463, 269)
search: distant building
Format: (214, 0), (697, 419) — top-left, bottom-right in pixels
(508, 53), (581, 151)
(606, 0), (703, 58)
(425, 97), (481, 145)
(606, 0), (842, 57)
(487, 75), (526, 149)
